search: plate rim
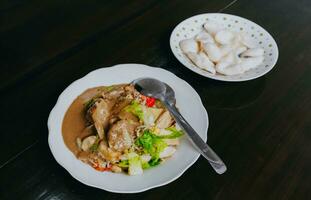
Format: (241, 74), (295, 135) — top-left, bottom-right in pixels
(170, 13), (279, 82)
(47, 63), (209, 193)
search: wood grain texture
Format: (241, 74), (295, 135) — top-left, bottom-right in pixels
(0, 0), (159, 90)
(0, 0), (310, 199)
(0, 0), (231, 166)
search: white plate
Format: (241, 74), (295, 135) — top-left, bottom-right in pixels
(170, 13), (279, 81)
(48, 64), (208, 193)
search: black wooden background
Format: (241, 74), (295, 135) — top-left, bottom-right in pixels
(1, 0), (310, 199)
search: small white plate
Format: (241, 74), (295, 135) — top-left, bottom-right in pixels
(170, 13), (279, 81)
(48, 64), (208, 193)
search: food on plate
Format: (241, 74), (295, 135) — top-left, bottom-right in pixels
(62, 84), (183, 175)
(195, 31), (215, 44)
(215, 30), (235, 45)
(203, 21), (222, 35)
(202, 43), (223, 63)
(179, 20), (264, 75)
(186, 52), (216, 74)
(179, 38), (198, 53)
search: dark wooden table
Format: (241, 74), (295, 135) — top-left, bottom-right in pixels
(1, 0), (310, 199)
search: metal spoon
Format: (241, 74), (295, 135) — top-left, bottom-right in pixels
(132, 78), (227, 174)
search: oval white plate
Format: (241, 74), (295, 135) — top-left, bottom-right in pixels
(48, 64), (208, 193)
(170, 13), (279, 81)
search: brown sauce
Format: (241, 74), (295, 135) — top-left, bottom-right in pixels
(62, 84), (129, 157)
(62, 87), (100, 156)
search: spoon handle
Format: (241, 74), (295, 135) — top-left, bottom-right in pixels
(162, 101), (227, 174)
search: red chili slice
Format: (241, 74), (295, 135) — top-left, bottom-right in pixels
(145, 96), (156, 107)
(92, 162), (112, 172)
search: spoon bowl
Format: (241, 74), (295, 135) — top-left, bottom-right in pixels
(132, 78), (167, 100)
(132, 77), (227, 174)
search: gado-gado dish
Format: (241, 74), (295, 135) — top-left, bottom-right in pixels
(179, 20), (264, 76)
(62, 84), (183, 175)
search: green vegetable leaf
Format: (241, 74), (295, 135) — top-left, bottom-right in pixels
(128, 152), (143, 175)
(142, 162), (151, 169)
(105, 86), (115, 92)
(135, 130), (153, 150)
(84, 98), (96, 110)
(89, 136), (100, 152)
(148, 158), (161, 167)
(83, 94), (102, 110)
(157, 127), (184, 139)
(118, 160), (129, 168)
(89, 143), (99, 152)
(135, 130), (167, 166)
(124, 101), (144, 120)
(97, 85), (115, 92)
(151, 137), (167, 157)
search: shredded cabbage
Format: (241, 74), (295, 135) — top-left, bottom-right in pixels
(135, 130), (167, 167)
(118, 160), (129, 168)
(158, 127), (184, 139)
(142, 107), (163, 126)
(124, 101), (144, 120)
(128, 152), (143, 175)
(142, 162), (151, 169)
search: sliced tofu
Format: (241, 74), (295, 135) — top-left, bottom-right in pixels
(154, 128), (172, 136)
(142, 107), (164, 126)
(148, 107), (164, 120)
(155, 111), (173, 128)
